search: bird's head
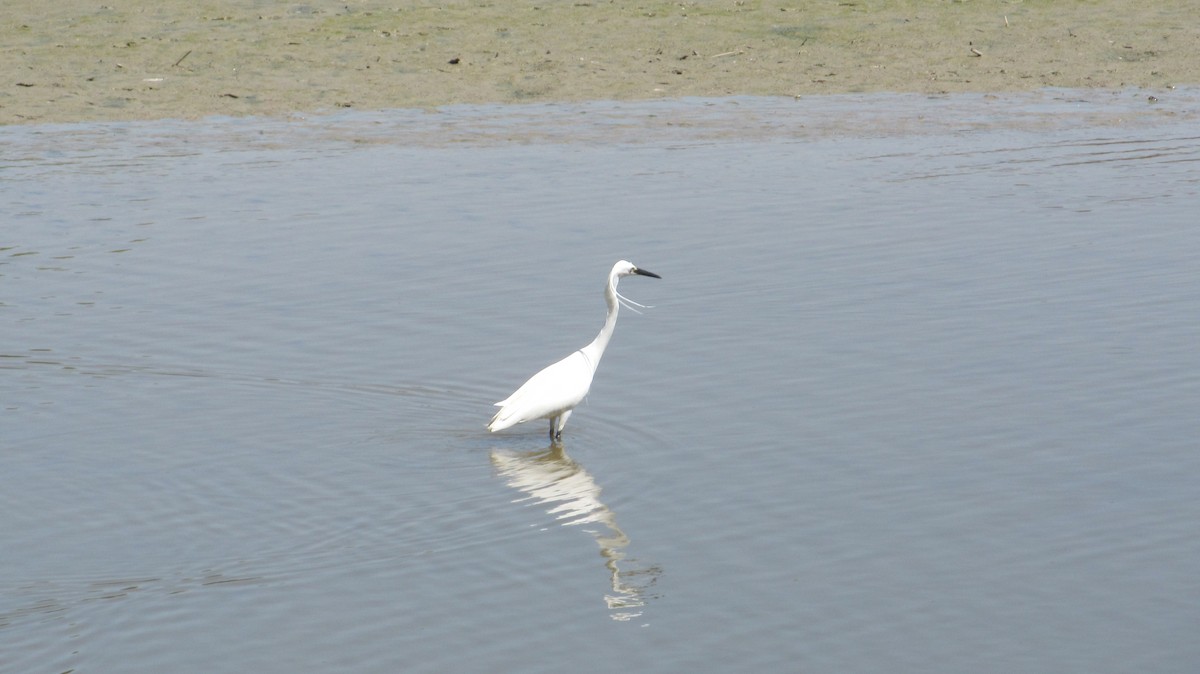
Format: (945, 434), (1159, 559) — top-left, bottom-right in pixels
(609, 260), (661, 314)
(613, 260), (662, 280)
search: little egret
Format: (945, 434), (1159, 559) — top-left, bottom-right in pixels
(488, 260), (661, 442)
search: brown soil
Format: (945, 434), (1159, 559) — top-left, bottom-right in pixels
(4, 1), (1197, 125)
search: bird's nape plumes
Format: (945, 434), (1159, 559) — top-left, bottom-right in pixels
(614, 286), (652, 314)
(488, 260), (661, 440)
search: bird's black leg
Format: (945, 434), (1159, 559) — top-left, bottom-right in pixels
(549, 417), (557, 442)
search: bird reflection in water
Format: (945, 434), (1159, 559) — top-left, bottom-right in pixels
(489, 444), (661, 621)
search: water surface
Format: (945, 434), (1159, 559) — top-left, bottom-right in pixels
(3, 90), (1199, 673)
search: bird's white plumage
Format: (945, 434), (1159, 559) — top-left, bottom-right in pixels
(488, 260), (660, 441)
(488, 350), (593, 431)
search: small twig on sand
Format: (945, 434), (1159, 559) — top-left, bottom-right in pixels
(970, 48), (983, 57)
(173, 49), (192, 67)
(711, 50), (744, 58)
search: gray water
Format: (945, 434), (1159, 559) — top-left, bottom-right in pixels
(3, 90), (1199, 673)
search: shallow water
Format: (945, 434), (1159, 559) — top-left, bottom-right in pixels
(3, 90), (1200, 673)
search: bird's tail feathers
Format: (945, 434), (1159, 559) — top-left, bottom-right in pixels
(488, 407), (519, 432)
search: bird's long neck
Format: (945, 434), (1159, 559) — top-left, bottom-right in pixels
(579, 275), (619, 372)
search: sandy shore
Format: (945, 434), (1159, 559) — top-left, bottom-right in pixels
(4, 1), (1198, 125)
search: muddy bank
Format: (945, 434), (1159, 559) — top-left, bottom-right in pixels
(4, 1), (1197, 125)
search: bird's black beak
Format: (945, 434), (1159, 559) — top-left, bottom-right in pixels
(634, 267), (662, 279)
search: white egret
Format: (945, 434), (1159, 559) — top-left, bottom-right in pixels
(488, 260), (661, 442)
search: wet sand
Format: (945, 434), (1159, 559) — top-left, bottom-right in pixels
(4, 1), (1198, 125)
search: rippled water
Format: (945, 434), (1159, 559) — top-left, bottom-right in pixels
(4, 90), (1200, 673)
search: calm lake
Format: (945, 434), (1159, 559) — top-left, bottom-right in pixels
(3, 89), (1199, 673)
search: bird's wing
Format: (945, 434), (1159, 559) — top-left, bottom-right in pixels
(488, 351), (594, 431)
